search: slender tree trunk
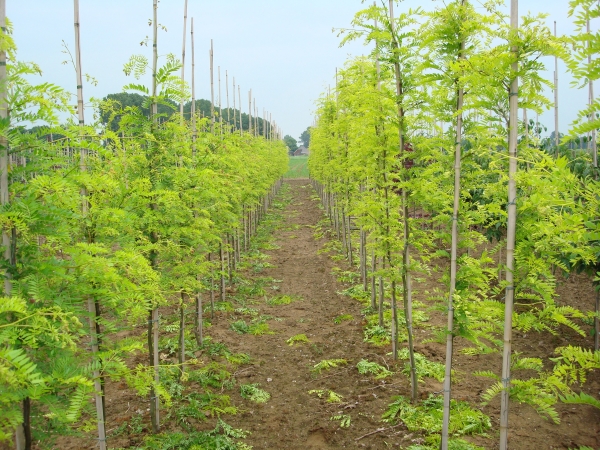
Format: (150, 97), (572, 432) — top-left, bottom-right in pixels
(388, 0), (417, 401)
(441, 6), (466, 446)
(500, 1), (519, 447)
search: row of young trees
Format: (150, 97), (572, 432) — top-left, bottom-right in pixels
(0, 0), (288, 448)
(309, 0), (599, 448)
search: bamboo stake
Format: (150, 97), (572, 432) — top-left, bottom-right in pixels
(499, 1), (519, 447)
(210, 40), (215, 133)
(238, 85), (242, 135)
(179, 0), (188, 120)
(588, 18), (597, 169)
(191, 18), (202, 347)
(248, 90), (253, 135)
(218, 66), (222, 130)
(74, 1), (107, 447)
(554, 21), (559, 156)
(191, 19), (196, 156)
(149, 0), (160, 433)
(177, 0), (189, 380)
(232, 77), (237, 130)
(441, 3), (466, 446)
(226, 70), (230, 130)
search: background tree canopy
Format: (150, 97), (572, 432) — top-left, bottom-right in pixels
(283, 134), (298, 154)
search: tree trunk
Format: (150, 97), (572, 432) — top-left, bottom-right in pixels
(441, 5), (466, 446)
(389, 0), (417, 401)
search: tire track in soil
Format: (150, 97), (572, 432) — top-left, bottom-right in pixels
(210, 179), (411, 449)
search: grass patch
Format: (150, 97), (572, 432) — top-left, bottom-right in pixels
(284, 156), (309, 178)
(333, 314), (354, 324)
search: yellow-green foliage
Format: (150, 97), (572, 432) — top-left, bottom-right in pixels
(287, 334), (310, 346)
(311, 358), (349, 374)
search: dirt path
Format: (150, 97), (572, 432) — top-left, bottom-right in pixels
(212, 179), (409, 449)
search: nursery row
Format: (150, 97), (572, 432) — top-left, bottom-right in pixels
(308, 1), (599, 449)
(0, 1), (288, 448)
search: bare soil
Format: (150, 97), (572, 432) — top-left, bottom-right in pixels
(37, 179), (600, 449)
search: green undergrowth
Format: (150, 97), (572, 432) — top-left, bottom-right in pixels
(383, 394), (490, 447)
(119, 420), (252, 450)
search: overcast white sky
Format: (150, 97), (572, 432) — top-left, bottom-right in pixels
(7, 1), (597, 141)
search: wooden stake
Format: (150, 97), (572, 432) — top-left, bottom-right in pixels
(588, 18), (597, 168)
(554, 21), (559, 156)
(179, 0), (188, 121)
(226, 70), (230, 130)
(191, 18), (196, 155)
(238, 85), (242, 135)
(232, 76), (237, 130)
(500, 1), (519, 447)
(210, 40), (215, 133)
(149, 0), (160, 433)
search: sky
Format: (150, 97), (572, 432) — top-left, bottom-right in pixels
(7, 0), (597, 142)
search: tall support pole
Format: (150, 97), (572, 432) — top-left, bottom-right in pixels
(74, 2), (106, 448)
(210, 40), (215, 133)
(226, 70), (230, 130)
(238, 85), (242, 135)
(441, 3), (466, 448)
(191, 18), (196, 156)
(500, 1), (519, 448)
(554, 21), (559, 156)
(149, 0), (160, 434)
(218, 66), (222, 129)
(179, 0), (188, 120)
(588, 18), (597, 169)
(248, 90), (253, 135)
(190, 18), (203, 348)
(232, 76), (237, 130)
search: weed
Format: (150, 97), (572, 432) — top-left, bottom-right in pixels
(135, 419), (249, 450)
(248, 322), (274, 335)
(188, 362), (231, 389)
(240, 383), (271, 404)
(398, 349), (447, 383)
(382, 394), (490, 437)
(224, 353), (250, 365)
(287, 334), (310, 346)
(333, 314), (354, 324)
(230, 320), (250, 334)
(330, 414), (351, 428)
(309, 389), (344, 403)
(235, 307), (259, 317)
(356, 359), (393, 379)
(311, 359), (348, 374)
(339, 285), (370, 303)
(266, 294), (300, 305)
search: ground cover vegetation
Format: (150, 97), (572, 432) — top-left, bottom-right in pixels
(309, 0), (600, 448)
